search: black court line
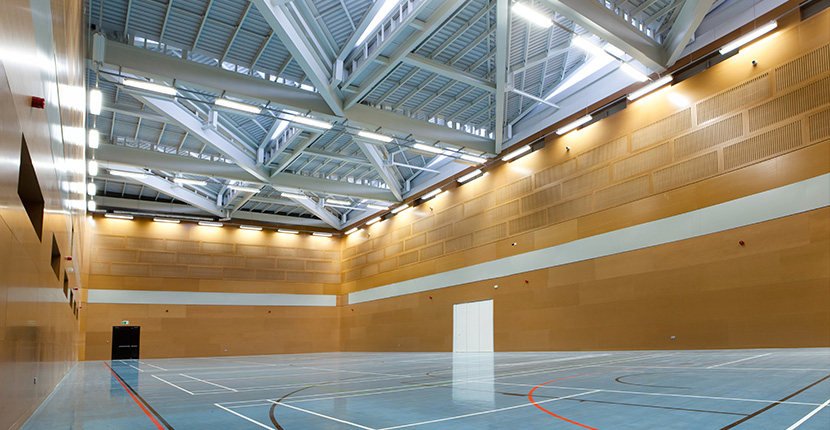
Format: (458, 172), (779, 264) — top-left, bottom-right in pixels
(719, 373), (830, 429)
(268, 375), (368, 429)
(615, 373), (690, 390)
(105, 362), (175, 430)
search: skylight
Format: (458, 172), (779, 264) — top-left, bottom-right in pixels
(356, 0), (400, 46)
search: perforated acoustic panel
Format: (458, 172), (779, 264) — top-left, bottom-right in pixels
(809, 108), (830, 142)
(775, 45), (829, 91)
(631, 108), (692, 151)
(697, 74), (769, 124)
(724, 121), (803, 170)
(748, 76), (830, 132)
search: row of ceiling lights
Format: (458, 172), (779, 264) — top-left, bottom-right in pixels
(98, 212), (334, 236)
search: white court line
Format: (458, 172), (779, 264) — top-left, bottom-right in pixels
(179, 373), (238, 392)
(215, 404), (274, 430)
(295, 367), (416, 378)
(152, 375), (195, 395)
(707, 353), (772, 369)
(378, 390), (601, 430)
(273, 401), (377, 430)
(119, 360), (144, 372)
(139, 361), (167, 371)
(786, 397), (830, 429)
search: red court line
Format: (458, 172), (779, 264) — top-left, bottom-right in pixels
(104, 361), (166, 430)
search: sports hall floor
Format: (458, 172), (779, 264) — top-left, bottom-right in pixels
(21, 349), (830, 429)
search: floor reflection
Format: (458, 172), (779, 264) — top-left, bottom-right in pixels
(451, 352), (494, 408)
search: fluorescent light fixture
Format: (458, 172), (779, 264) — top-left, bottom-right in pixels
(109, 169), (147, 179)
(88, 160), (99, 176)
(366, 217), (382, 225)
(312, 232), (333, 237)
(89, 89), (102, 115)
(460, 154), (487, 164)
(345, 227), (359, 235)
(87, 200), (96, 211)
(228, 184), (261, 193)
(239, 225), (262, 231)
(123, 79), (178, 96)
(458, 169), (483, 184)
(281, 192), (307, 200)
(88, 129), (99, 149)
(627, 75), (673, 100)
(619, 63), (648, 82)
(355, 0), (398, 46)
(198, 221), (223, 227)
(87, 182), (96, 196)
(573, 36), (608, 58)
(512, 3), (552, 27)
(174, 178), (207, 186)
(556, 115), (593, 135)
(546, 55), (615, 100)
(366, 203), (388, 210)
(284, 114), (332, 130)
(391, 204), (409, 214)
(105, 213), (133, 220)
(501, 145), (531, 161)
(413, 143), (444, 154)
(421, 188), (443, 201)
(719, 21), (778, 55)
(327, 199), (351, 205)
(278, 228), (299, 234)
(357, 130), (393, 143)
(154, 217), (180, 224)
(215, 98), (261, 114)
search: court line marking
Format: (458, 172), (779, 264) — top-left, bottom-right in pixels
(786, 397), (830, 429)
(104, 363), (166, 430)
(272, 401), (377, 430)
(215, 403), (274, 430)
(378, 390), (600, 430)
(139, 361), (167, 371)
(179, 373), (238, 392)
(707, 353), (772, 369)
(118, 360), (145, 372)
(151, 375), (195, 395)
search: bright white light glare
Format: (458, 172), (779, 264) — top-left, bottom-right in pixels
(366, 217), (382, 225)
(345, 227), (359, 235)
(239, 225), (262, 231)
(366, 204), (388, 210)
(87, 200), (96, 211)
(391, 204), (409, 213)
(105, 213), (133, 220)
(719, 21), (778, 55)
(123, 79), (178, 96)
(88, 160), (99, 176)
(460, 154), (486, 164)
(457, 169), (483, 184)
(327, 199), (351, 205)
(556, 115), (593, 135)
(355, 0), (399, 46)
(281, 192), (307, 200)
(87, 182), (96, 196)
(668, 93), (691, 107)
(89, 89), (102, 115)
(198, 221), (223, 227)
(512, 3), (552, 27)
(619, 63), (648, 82)
(603, 44), (625, 58)
(413, 143), (444, 154)
(88, 129), (99, 149)
(215, 98), (262, 114)
(573, 36), (608, 58)
(501, 145), (531, 161)
(546, 55), (615, 100)
(312, 232), (332, 237)
(154, 217), (180, 224)
(228, 185), (261, 193)
(627, 75), (673, 100)
(357, 130), (393, 143)
(109, 169), (147, 179)
(278, 228), (299, 234)
(174, 178), (208, 186)
(284, 114), (332, 130)
(421, 188), (442, 200)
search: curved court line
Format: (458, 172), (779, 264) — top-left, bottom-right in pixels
(103, 362), (169, 430)
(615, 373), (690, 389)
(528, 370), (609, 430)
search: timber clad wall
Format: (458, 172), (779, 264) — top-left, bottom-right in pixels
(83, 9), (829, 359)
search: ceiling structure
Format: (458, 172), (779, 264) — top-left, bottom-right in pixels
(84, 0), (777, 232)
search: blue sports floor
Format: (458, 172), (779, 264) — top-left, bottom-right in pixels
(22, 349), (830, 429)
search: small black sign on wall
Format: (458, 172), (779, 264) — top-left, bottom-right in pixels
(112, 326), (140, 360)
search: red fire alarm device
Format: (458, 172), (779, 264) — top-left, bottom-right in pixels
(31, 97), (45, 109)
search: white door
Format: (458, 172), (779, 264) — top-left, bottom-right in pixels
(453, 299), (494, 352)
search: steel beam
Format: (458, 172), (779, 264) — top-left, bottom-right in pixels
(402, 54), (496, 93)
(540, 0), (665, 71)
(355, 141), (403, 201)
(284, 196), (340, 229)
(251, 0), (345, 116)
(494, 0), (508, 152)
(662, 0), (715, 66)
(270, 134), (319, 176)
